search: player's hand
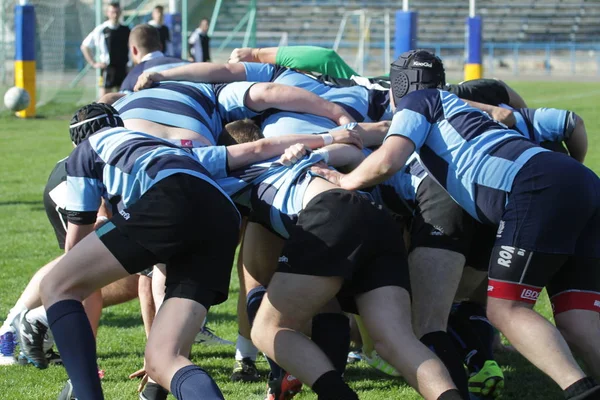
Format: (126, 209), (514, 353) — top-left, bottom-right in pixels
(330, 127), (363, 149)
(93, 62), (107, 69)
(228, 48), (254, 63)
(129, 366), (149, 393)
(134, 72), (164, 91)
(310, 165), (345, 186)
(279, 143), (310, 166)
(491, 108), (516, 128)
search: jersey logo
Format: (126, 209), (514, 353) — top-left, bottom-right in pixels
(594, 300), (600, 308)
(278, 256), (289, 264)
(487, 285), (494, 292)
(496, 246), (526, 268)
(119, 209), (131, 220)
(520, 289), (540, 302)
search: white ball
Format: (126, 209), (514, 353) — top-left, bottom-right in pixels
(4, 86), (30, 112)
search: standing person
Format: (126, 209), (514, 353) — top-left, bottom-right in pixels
(81, 2), (130, 98)
(188, 18), (210, 62)
(148, 6), (171, 56)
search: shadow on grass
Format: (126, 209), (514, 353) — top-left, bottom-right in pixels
(0, 200), (43, 207)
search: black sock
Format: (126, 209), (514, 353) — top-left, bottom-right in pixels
(452, 302), (495, 360)
(312, 370), (358, 400)
(246, 286), (283, 380)
(447, 310), (491, 372)
(170, 365), (224, 400)
(311, 313), (350, 374)
(420, 331), (469, 399)
(47, 300), (103, 400)
(564, 377), (600, 399)
(437, 388), (465, 400)
(141, 382), (169, 400)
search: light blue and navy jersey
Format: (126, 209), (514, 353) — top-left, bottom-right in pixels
(240, 62), (393, 137)
(216, 151), (328, 238)
(120, 56), (189, 93)
(64, 127), (232, 222)
(512, 107), (573, 144)
(113, 81), (222, 145)
(387, 89), (549, 225)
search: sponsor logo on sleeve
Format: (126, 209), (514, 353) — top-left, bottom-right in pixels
(487, 285), (494, 292)
(496, 246), (526, 268)
(594, 300), (600, 309)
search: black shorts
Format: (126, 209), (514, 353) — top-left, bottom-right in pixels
(97, 174), (240, 308)
(276, 189), (410, 313)
(448, 79), (510, 106)
(101, 65), (128, 89)
(487, 152), (600, 312)
(409, 175), (476, 256)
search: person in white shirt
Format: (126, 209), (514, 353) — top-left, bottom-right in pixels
(81, 2), (131, 97)
(188, 18), (211, 62)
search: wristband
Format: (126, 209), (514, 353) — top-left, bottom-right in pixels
(321, 134), (334, 146)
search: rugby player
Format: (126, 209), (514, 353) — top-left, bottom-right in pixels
(313, 49), (600, 400)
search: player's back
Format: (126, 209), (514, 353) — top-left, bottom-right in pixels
(67, 127), (227, 213)
(392, 89), (548, 224)
(120, 56), (189, 93)
(113, 81), (222, 145)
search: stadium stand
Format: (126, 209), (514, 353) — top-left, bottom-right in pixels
(214, 0), (600, 47)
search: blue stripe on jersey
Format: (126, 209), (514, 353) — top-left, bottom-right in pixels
(515, 107), (568, 143)
(215, 81), (261, 123)
(387, 89), (550, 224)
(113, 81), (221, 145)
(64, 127), (233, 213)
(120, 57), (188, 92)
(217, 152), (326, 238)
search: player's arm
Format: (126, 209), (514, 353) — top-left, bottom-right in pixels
(462, 99), (516, 127)
(315, 143), (366, 171)
(357, 121), (391, 147)
(80, 28), (105, 69)
(225, 130), (362, 170)
(229, 47), (278, 64)
(315, 136), (415, 190)
(565, 113), (588, 162)
(134, 62), (247, 91)
(245, 82), (354, 125)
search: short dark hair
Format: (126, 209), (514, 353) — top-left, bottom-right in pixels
(218, 119), (263, 146)
(108, 2), (120, 8)
(130, 24), (162, 53)
(154, 5), (164, 12)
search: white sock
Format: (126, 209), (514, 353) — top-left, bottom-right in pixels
(26, 306), (49, 328)
(235, 334), (258, 361)
(0, 301), (27, 335)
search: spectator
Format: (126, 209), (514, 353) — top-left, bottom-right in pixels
(81, 2), (130, 97)
(148, 5), (171, 56)
(188, 18), (211, 62)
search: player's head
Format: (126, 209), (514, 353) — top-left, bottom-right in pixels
(389, 49), (445, 107)
(69, 103), (124, 146)
(129, 24), (162, 63)
(106, 2), (121, 23)
(152, 5), (164, 24)
(218, 119), (263, 146)
(199, 18), (209, 31)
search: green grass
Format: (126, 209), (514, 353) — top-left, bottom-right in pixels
(0, 82), (599, 399)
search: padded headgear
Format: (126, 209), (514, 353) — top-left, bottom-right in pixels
(389, 49), (446, 106)
(69, 102), (124, 145)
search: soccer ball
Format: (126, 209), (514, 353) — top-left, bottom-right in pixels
(4, 86), (30, 112)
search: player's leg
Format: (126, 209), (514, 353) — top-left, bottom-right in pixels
(40, 231), (145, 399)
(356, 286), (461, 400)
(487, 151), (600, 396)
(138, 273), (155, 338)
(408, 177), (473, 397)
(251, 272), (354, 398)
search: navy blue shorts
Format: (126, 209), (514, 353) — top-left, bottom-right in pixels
(488, 152), (600, 313)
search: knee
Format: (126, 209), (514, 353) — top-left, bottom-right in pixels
(145, 345), (167, 380)
(485, 300), (514, 329)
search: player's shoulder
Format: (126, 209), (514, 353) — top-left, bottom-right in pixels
(396, 89), (443, 122)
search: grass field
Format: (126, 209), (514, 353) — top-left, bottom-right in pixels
(0, 81), (599, 399)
